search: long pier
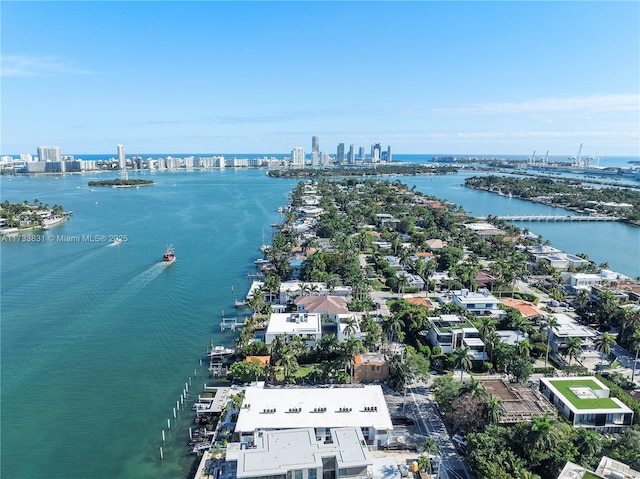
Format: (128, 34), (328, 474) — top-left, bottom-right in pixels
(485, 215), (621, 222)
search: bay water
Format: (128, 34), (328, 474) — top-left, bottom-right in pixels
(1, 166), (638, 479)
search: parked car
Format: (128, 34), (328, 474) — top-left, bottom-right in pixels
(452, 434), (468, 448)
(398, 464), (409, 478)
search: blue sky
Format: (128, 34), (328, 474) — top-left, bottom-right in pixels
(2, 1), (639, 156)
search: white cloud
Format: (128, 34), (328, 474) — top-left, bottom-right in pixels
(1, 55), (92, 77)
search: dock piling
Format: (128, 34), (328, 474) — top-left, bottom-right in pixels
(167, 418), (171, 430)
(160, 447), (164, 461)
(162, 430), (165, 443)
(173, 407), (176, 419)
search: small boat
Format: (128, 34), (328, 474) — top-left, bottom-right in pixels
(162, 244), (175, 263)
(111, 238), (122, 246)
(207, 345), (235, 358)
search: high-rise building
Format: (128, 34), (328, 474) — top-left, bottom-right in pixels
(387, 145), (392, 162)
(359, 146), (366, 160)
(291, 147), (305, 167)
(37, 146), (61, 162)
(117, 144), (126, 170)
(336, 143), (345, 164)
(348, 144), (355, 164)
(312, 136), (319, 154)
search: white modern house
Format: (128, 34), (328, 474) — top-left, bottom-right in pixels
(546, 313), (597, 356)
(535, 252), (591, 270)
(235, 384), (394, 448)
(264, 312), (322, 347)
(450, 289), (501, 316)
(539, 377), (634, 433)
(426, 314), (488, 360)
(228, 427), (373, 479)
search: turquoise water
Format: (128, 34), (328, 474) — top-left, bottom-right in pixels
(1, 170), (297, 479)
(1, 168), (638, 479)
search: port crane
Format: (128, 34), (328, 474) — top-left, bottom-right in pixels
(571, 143), (584, 167)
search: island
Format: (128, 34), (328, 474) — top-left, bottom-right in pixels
(267, 164), (458, 178)
(88, 178), (154, 187)
(0, 200), (69, 233)
(465, 175), (640, 225)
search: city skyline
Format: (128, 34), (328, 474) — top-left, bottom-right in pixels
(2, 1), (639, 156)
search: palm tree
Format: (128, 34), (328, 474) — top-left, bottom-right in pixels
(544, 316), (559, 368)
(275, 344), (299, 384)
(483, 395), (505, 426)
(340, 337), (365, 383)
(629, 329), (640, 384)
(342, 317), (358, 339)
(247, 289), (265, 317)
(515, 339), (531, 358)
(563, 337), (582, 376)
(478, 317), (498, 340)
(453, 346), (472, 381)
(418, 437), (440, 475)
(527, 414), (560, 451)
(621, 308), (640, 339)
(594, 332), (615, 371)
(459, 376), (486, 398)
(484, 331), (500, 366)
(397, 273), (410, 296)
(383, 315), (405, 343)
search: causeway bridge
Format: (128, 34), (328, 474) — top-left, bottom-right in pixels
(485, 215), (621, 222)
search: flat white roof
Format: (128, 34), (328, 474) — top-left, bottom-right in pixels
(266, 312), (321, 336)
(551, 313), (597, 339)
(236, 428), (372, 478)
(236, 385), (393, 433)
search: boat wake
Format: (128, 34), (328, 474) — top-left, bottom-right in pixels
(123, 262), (169, 293)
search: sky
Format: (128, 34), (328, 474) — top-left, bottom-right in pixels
(1, 1), (639, 157)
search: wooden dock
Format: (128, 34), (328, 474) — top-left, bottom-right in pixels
(220, 316), (246, 332)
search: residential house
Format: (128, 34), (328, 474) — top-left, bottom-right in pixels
(501, 298), (548, 321)
(353, 353), (389, 383)
(426, 314), (488, 360)
(235, 384), (394, 447)
(336, 314), (362, 342)
(296, 295), (350, 318)
(539, 377), (634, 433)
(557, 456), (640, 479)
(545, 313), (597, 356)
(451, 288), (501, 316)
(264, 312), (322, 347)
(229, 427), (373, 479)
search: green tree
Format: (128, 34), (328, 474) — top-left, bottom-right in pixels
(543, 316), (559, 369)
(563, 337), (582, 376)
(629, 329), (640, 384)
(594, 332), (616, 371)
(483, 395), (505, 426)
(453, 346), (473, 381)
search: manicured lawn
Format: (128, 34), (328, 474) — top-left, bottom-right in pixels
(548, 378), (619, 410)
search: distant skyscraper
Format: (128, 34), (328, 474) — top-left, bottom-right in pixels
(312, 136), (319, 154)
(336, 143), (345, 164)
(117, 144), (126, 170)
(37, 146), (61, 162)
(359, 146), (365, 160)
(291, 147), (305, 167)
(387, 145), (392, 162)
(348, 144), (355, 164)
